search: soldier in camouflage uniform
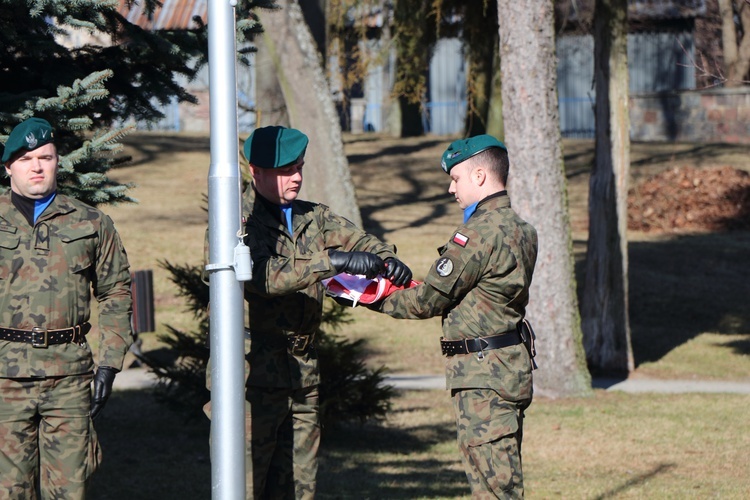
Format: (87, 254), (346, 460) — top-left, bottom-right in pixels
(219, 125), (412, 499)
(0, 118), (133, 499)
(372, 135), (538, 498)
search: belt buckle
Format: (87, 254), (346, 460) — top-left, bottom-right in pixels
(72, 325), (84, 345)
(31, 327), (49, 348)
(472, 337), (489, 361)
(289, 334), (312, 355)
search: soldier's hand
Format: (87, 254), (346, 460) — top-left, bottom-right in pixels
(329, 250), (385, 279)
(384, 257), (413, 287)
(91, 366), (118, 419)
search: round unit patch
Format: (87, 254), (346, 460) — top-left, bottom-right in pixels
(436, 257), (454, 277)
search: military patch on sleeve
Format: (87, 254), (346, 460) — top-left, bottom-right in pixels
(452, 232), (469, 247)
(436, 257), (454, 277)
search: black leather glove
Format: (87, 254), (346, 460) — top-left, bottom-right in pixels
(329, 250), (385, 279)
(91, 366), (118, 419)
(384, 257), (413, 287)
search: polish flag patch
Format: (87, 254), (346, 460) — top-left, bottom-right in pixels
(452, 232), (469, 247)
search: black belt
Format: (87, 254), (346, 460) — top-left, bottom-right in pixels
(441, 331), (522, 356)
(245, 329), (315, 356)
(0, 323), (91, 348)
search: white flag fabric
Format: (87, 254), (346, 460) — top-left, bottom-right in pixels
(322, 273), (419, 306)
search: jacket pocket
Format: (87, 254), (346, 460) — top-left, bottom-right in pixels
(57, 223), (95, 273)
(0, 227), (20, 280)
(464, 398), (518, 448)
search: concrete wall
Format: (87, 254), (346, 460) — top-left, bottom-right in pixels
(630, 87), (750, 144)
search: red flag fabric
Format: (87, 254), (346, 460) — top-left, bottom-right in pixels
(322, 273), (420, 306)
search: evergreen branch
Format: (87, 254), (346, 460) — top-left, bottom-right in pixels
(91, 123), (136, 153)
(65, 116), (94, 132)
(61, 15), (98, 31)
(35, 70), (113, 113)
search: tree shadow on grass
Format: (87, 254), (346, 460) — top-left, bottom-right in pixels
(347, 140), (446, 166)
(628, 230), (750, 363)
(628, 142), (750, 170)
(319, 409), (469, 499)
(359, 194), (451, 241)
(90, 390), (468, 499)
(347, 138), (457, 241)
(115, 133), (211, 170)
(87, 390), (211, 500)
(575, 230), (750, 367)
(563, 141), (750, 178)
(590, 463), (676, 500)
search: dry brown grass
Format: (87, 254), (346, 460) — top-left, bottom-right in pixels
(87, 132), (750, 499)
(102, 132), (750, 379)
(523, 391), (750, 498)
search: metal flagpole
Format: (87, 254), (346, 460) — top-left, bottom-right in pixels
(206, 0), (249, 497)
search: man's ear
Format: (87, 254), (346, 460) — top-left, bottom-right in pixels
(472, 166), (487, 186)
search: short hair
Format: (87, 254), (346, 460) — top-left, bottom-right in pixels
(471, 147), (509, 185)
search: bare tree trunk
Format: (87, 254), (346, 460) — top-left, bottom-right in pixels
(496, 0), (591, 398)
(464, 0), (498, 137)
(465, 61), (491, 137)
(719, 0), (750, 85)
(298, 0), (327, 61)
(485, 42), (505, 141)
(379, 22), (400, 137)
(736, 1), (750, 82)
(254, 36), (291, 128)
(719, 0), (740, 84)
(392, 0), (433, 137)
(581, 0), (634, 375)
(257, 0), (362, 226)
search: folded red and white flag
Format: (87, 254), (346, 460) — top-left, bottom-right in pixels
(322, 273), (420, 306)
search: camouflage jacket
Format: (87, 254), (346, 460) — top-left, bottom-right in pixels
(242, 186), (397, 388)
(0, 192), (133, 378)
(376, 192), (538, 400)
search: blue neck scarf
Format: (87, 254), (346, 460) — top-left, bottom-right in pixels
(463, 201), (479, 223)
(34, 192), (56, 223)
(280, 204), (293, 234)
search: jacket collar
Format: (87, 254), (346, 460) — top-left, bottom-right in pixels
(470, 190), (510, 220)
(0, 191), (76, 226)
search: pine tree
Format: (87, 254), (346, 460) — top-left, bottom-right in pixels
(0, 0), (272, 204)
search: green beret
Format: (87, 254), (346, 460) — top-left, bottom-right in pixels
(243, 126), (309, 169)
(440, 134), (507, 173)
(2, 117), (55, 163)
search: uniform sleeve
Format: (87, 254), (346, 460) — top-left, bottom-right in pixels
(320, 206), (397, 258)
(94, 214), (134, 370)
(202, 219), (326, 298)
(246, 237), (335, 296)
(375, 227), (487, 319)
(246, 205), (396, 297)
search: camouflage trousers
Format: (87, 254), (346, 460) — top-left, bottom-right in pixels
(452, 388), (529, 499)
(245, 385), (320, 500)
(0, 373), (100, 500)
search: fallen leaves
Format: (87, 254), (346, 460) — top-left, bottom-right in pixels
(628, 166), (750, 233)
